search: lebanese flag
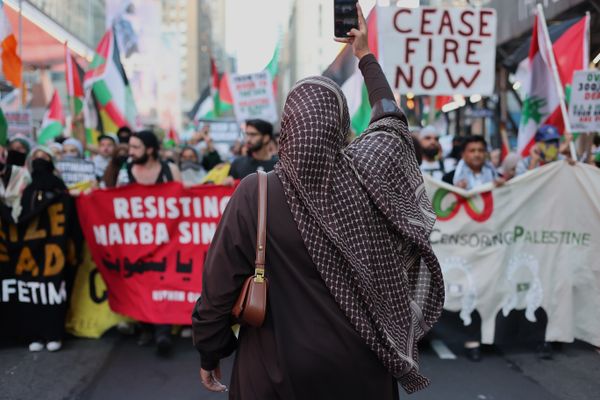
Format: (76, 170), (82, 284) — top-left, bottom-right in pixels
(38, 90), (65, 144)
(0, 1), (21, 88)
(516, 13), (589, 156)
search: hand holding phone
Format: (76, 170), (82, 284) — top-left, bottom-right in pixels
(334, 0), (358, 38)
(334, 2), (371, 60)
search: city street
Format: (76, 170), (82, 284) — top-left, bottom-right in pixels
(2, 332), (599, 400)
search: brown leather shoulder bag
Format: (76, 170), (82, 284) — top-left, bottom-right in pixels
(231, 170), (268, 327)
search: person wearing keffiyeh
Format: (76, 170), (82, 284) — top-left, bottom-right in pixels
(192, 4), (444, 398)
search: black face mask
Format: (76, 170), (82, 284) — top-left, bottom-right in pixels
(180, 161), (202, 171)
(31, 158), (55, 174)
(6, 150), (27, 166)
(422, 147), (439, 159)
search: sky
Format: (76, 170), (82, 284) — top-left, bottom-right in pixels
(225, 0), (383, 74)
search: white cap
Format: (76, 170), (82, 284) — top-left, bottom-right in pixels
(419, 125), (439, 139)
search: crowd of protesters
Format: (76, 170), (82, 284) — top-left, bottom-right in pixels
(0, 119), (279, 354)
(2, 115), (599, 357)
(413, 124), (596, 193)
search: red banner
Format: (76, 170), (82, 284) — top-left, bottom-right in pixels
(75, 182), (235, 324)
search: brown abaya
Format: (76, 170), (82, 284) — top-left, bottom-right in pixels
(192, 172), (399, 399)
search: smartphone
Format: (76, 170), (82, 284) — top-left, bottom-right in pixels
(334, 0), (358, 38)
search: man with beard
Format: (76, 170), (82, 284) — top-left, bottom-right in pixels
(418, 126), (451, 181)
(227, 119), (277, 181)
(116, 130), (181, 186)
(115, 130), (181, 355)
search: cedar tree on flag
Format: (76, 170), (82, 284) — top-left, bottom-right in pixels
(0, 1), (21, 88)
(38, 90), (65, 144)
(84, 29), (137, 134)
(323, 8), (378, 135)
(65, 44), (86, 116)
(516, 13), (589, 156)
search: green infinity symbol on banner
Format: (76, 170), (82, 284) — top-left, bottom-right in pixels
(432, 189), (494, 223)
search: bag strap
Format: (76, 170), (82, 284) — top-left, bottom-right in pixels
(254, 171), (268, 283)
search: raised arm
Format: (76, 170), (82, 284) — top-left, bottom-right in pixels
(335, 3), (403, 123)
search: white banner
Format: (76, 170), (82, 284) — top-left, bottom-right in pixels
(425, 161), (600, 346)
(378, 6), (497, 96)
(568, 69), (600, 132)
(228, 71), (278, 123)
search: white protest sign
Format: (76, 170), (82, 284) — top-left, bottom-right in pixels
(4, 110), (33, 136)
(568, 69), (600, 132)
(228, 71), (278, 123)
(378, 7), (497, 96)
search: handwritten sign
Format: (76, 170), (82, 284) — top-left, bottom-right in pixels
(76, 182), (235, 324)
(568, 70), (600, 132)
(228, 71), (278, 123)
(377, 6), (497, 95)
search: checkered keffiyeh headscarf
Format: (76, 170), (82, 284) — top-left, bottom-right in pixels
(274, 76), (444, 393)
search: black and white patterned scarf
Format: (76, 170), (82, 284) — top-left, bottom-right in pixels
(274, 76), (444, 393)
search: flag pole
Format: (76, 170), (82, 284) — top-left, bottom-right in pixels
(18, 0), (23, 110)
(536, 4), (577, 160)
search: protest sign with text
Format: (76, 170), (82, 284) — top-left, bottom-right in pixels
(378, 6), (497, 95)
(228, 71), (278, 123)
(76, 182), (235, 324)
(0, 194), (80, 341)
(568, 69), (600, 132)
(5, 110), (33, 137)
(425, 162), (600, 347)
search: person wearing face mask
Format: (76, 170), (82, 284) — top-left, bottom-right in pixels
(179, 146), (206, 187)
(6, 135), (32, 167)
(17, 146), (79, 353)
(516, 125), (567, 176)
(0, 143), (31, 222)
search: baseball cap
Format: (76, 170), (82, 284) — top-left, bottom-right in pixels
(535, 125), (561, 142)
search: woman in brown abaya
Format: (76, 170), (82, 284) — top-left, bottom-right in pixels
(192, 4), (444, 399)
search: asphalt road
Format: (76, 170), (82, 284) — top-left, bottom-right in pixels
(2, 332), (599, 400)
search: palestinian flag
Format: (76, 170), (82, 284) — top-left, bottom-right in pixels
(84, 29), (137, 135)
(265, 39), (281, 97)
(516, 12), (589, 156)
(38, 90), (65, 144)
(323, 8), (378, 135)
(0, 107), (7, 146)
(216, 71), (234, 117)
(191, 85), (214, 121)
(65, 44), (85, 116)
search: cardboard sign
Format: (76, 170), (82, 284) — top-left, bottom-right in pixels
(76, 182), (235, 324)
(228, 71), (278, 123)
(378, 6), (497, 95)
(568, 69), (600, 132)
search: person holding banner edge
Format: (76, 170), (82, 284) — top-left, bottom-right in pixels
(192, 3), (443, 398)
(116, 130), (181, 356)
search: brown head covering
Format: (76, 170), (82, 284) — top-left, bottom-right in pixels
(274, 76), (444, 393)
